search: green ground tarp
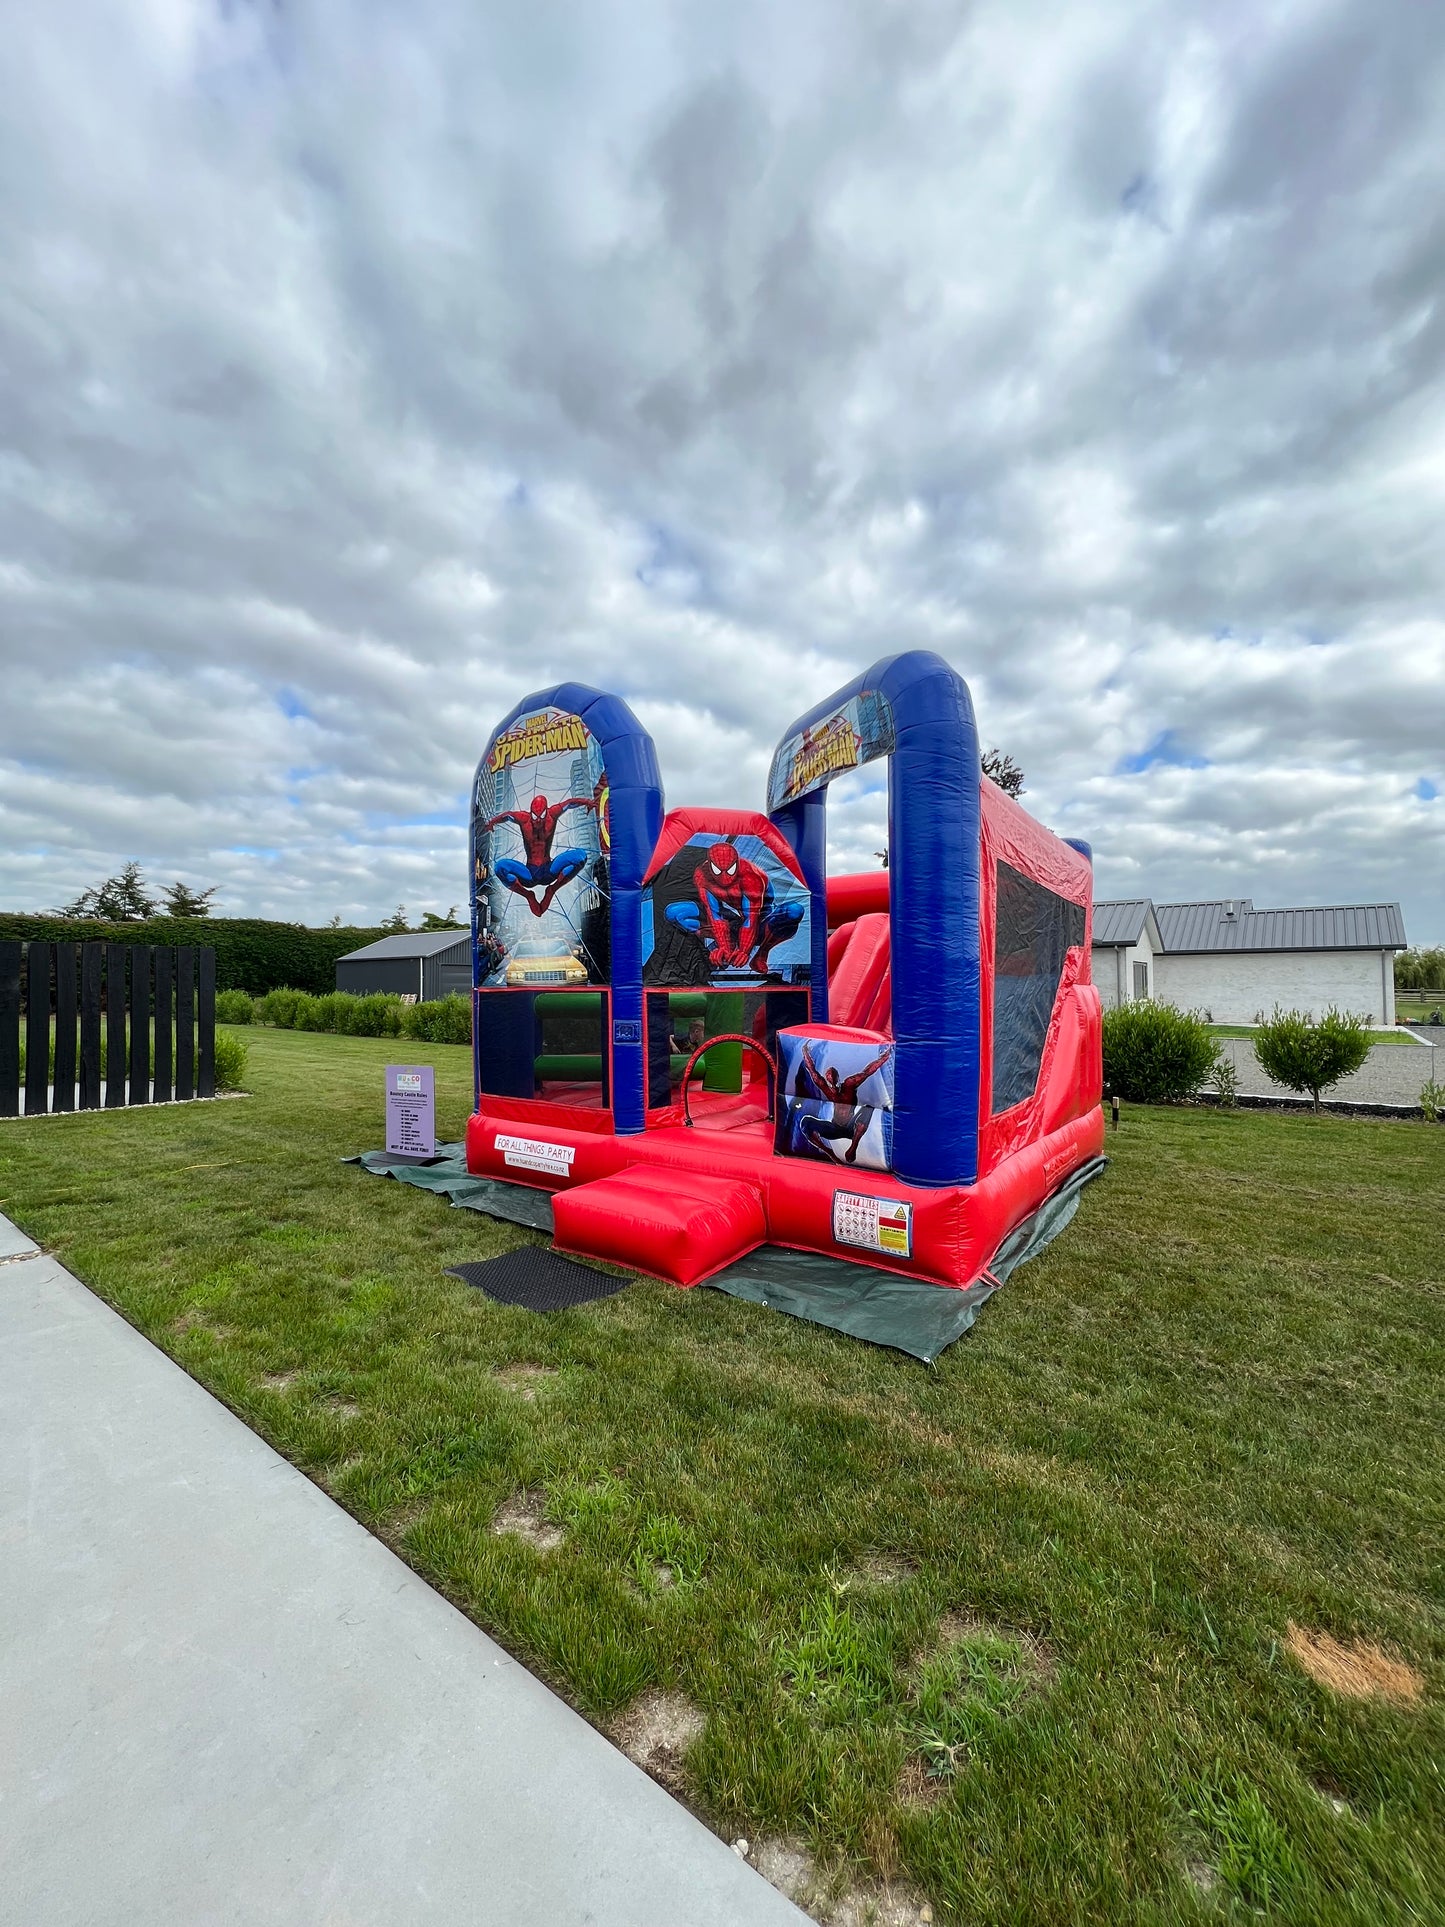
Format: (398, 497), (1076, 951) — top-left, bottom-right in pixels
(345, 1145), (555, 1232)
(346, 1146), (1106, 1363)
(703, 1157), (1107, 1362)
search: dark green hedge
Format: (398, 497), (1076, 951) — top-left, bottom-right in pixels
(0, 915), (388, 997)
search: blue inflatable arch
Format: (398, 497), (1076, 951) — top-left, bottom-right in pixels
(767, 651), (982, 1187)
(470, 682), (664, 1133)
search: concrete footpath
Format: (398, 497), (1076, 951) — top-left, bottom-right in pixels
(0, 1219), (806, 1927)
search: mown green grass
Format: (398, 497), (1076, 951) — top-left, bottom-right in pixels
(2, 1027), (1442, 1926)
(1205, 1024), (1419, 1048)
(1396, 991), (1444, 1026)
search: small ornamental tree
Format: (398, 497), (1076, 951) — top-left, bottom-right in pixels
(162, 880), (219, 917)
(1253, 1007), (1372, 1111)
(1101, 1001), (1220, 1104)
(60, 860), (157, 920)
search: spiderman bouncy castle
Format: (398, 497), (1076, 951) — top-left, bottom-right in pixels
(465, 651), (1103, 1291)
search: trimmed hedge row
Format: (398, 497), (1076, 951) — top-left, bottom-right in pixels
(0, 915), (388, 997)
(241, 987), (472, 1046)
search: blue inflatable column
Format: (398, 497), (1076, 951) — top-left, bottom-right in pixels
(878, 655), (981, 1186)
(767, 650), (982, 1187)
(770, 792), (829, 1022)
(470, 682), (663, 1134)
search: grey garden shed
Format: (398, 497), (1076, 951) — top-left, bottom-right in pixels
(335, 930), (471, 1002)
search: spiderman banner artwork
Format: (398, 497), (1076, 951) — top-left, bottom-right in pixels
(766, 686), (895, 813)
(473, 707), (610, 988)
(642, 832), (811, 989)
(774, 1030), (895, 1174)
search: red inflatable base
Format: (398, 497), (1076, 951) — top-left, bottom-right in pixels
(466, 1104), (1105, 1291)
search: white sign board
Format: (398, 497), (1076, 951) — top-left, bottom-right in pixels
(385, 1064), (436, 1160)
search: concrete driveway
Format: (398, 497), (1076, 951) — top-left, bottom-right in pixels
(0, 1220), (806, 1927)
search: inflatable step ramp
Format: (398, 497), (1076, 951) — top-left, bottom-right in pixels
(553, 1166), (766, 1287)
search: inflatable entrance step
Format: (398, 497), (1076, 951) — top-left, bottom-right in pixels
(552, 1165), (766, 1289)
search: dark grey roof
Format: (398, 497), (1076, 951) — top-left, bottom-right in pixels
(1091, 900), (1152, 946)
(338, 930), (470, 962)
(1152, 900), (1406, 954)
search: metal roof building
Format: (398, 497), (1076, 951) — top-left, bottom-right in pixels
(1150, 899), (1407, 954)
(1090, 900), (1157, 948)
(335, 930), (471, 1003)
(1091, 896), (1407, 1025)
(1094, 894), (1410, 1032)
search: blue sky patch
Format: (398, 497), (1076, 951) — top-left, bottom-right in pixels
(1116, 730), (1210, 775)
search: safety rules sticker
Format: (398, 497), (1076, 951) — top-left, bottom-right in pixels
(495, 1134), (577, 1178)
(832, 1190), (913, 1259)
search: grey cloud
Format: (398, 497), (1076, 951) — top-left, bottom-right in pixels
(0, 0), (1442, 936)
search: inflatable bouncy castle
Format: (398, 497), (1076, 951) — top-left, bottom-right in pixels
(465, 651), (1103, 1291)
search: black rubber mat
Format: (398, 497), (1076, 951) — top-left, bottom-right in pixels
(444, 1247), (629, 1311)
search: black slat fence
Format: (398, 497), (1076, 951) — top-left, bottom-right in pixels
(80, 942), (102, 1109)
(128, 944), (151, 1105)
(24, 940), (49, 1118)
(0, 944), (18, 1119)
(154, 947), (173, 1103)
(0, 943), (217, 1117)
(176, 946), (194, 1100)
(104, 942), (126, 1108)
(54, 942), (77, 1112)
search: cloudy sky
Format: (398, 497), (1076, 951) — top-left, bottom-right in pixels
(2, 0), (1443, 938)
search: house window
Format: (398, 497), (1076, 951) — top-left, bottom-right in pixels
(992, 862), (1087, 1112)
(1132, 961), (1149, 1001)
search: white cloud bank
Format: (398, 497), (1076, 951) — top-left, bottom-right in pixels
(2, 0), (1443, 935)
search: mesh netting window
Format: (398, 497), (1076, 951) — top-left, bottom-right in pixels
(991, 862), (1086, 1113)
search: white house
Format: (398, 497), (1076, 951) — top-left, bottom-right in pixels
(1092, 897), (1406, 1026)
(1089, 900), (1164, 1010)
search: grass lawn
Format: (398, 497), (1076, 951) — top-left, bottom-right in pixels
(1395, 992), (1444, 1026)
(1205, 1024), (1421, 1048)
(3, 1026), (1442, 1926)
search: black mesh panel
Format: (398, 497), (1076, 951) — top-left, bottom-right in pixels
(992, 862), (1086, 1112)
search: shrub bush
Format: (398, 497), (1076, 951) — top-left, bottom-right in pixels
(255, 987), (307, 1028)
(213, 1029), (248, 1090)
(292, 992), (338, 1032)
(1101, 1001), (1220, 1104)
(251, 986), (469, 1044)
(1209, 1054), (1240, 1108)
(215, 989), (254, 1025)
(1253, 1007), (1372, 1111)
(343, 993), (407, 1038)
(403, 994), (472, 1046)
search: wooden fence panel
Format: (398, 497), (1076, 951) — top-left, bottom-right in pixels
(105, 943), (127, 1107)
(154, 948), (173, 1103)
(175, 948), (195, 1101)
(54, 942), (77, 1113)
(198, 948), (216, 1100)
(25, 941), (51, 1117)
(0, 941), (18, 1119)
(80, 942), (102, 1109)
(128, 945), (151, 1106)
(1, 941), (215, 1117)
